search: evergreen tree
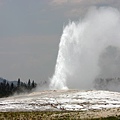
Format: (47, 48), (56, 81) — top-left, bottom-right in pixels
(0, 78), (37, 98)
(11, 83), (14, 92)
(17, 78), (21, 87)
(28, 79), (31, 87)
(27, 79), (31, 91)
(32, 80), (35, 88)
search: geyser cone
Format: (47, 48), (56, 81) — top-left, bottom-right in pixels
(50, 7), (120, 90)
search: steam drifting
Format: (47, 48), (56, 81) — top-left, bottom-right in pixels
(50, 7), (120, 90)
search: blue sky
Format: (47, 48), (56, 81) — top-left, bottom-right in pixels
(0, 0), (120, 82)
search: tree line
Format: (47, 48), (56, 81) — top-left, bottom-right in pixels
(0, 78), (37, 98)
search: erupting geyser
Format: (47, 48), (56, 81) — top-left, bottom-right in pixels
(50, 7), (120, 90)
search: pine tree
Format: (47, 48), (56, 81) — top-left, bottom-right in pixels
(31, 80), (35, 88)
(17, 78), (20, 87)
(28, 79), (31, 89)
(11, 83), (14, 91)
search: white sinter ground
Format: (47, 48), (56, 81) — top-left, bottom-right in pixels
(0, 90), (120, 112)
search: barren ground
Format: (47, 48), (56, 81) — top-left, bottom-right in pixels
(0, 90), (120, 119)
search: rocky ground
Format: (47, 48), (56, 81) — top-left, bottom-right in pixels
(0, 90), (120, 119)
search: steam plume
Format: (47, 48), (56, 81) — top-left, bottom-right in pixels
(50, 7), (120, 90)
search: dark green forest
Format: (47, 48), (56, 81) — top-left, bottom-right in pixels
(0, 78), (37, 98)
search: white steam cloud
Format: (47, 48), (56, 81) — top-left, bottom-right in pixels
(50, 7), (120, 90)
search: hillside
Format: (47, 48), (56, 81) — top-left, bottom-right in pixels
(0, 90), (120, 112)
(0, 77), (17, 86)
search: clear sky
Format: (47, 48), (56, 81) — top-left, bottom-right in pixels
(0, 0), (120, 82)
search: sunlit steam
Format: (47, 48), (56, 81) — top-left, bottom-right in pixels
(50, 7), (120, 90)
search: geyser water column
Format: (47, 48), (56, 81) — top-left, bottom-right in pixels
(50, 7), (120, 90)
